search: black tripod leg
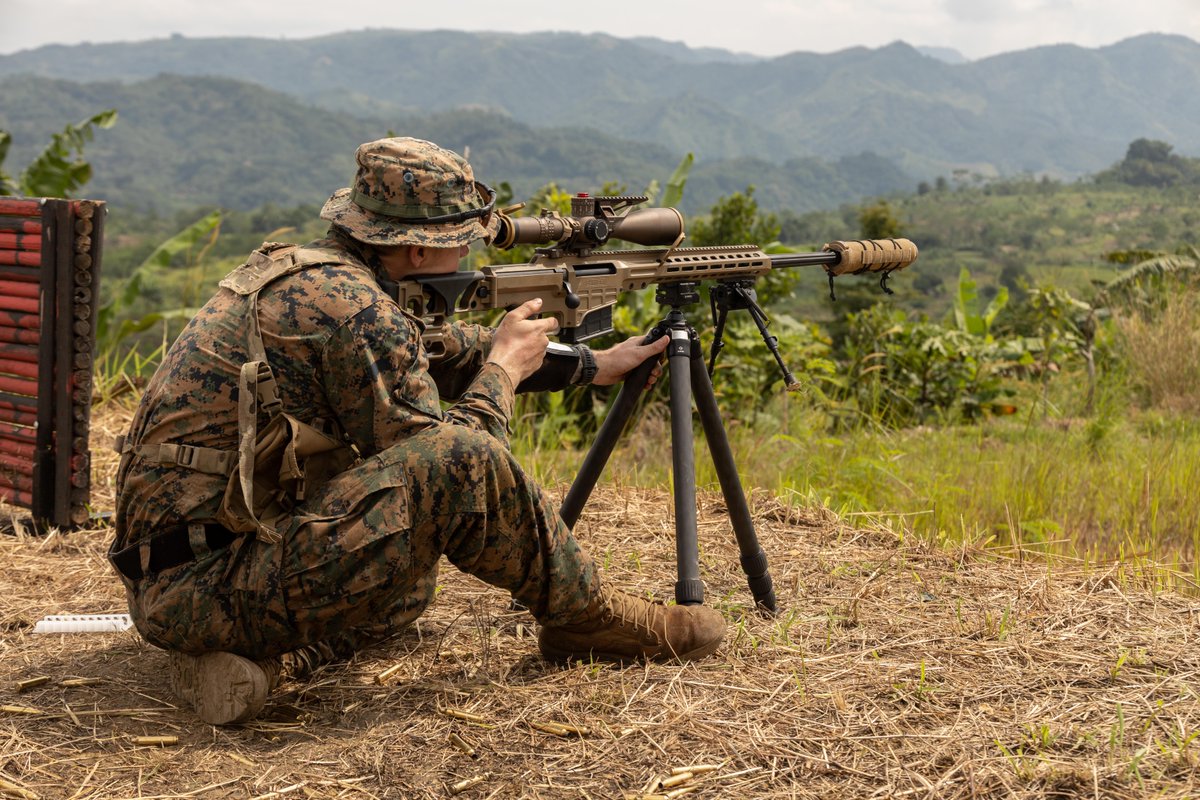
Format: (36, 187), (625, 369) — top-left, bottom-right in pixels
(689, 348), (778, 614)
(668, 328), (704, 606)
(559, 356), (657, 529)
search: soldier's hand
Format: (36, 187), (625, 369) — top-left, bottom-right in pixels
(488, 298), (559, 387)
(592, 333), (669, 387)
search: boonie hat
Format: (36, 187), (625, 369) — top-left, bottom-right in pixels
(320, 137), (498, 247)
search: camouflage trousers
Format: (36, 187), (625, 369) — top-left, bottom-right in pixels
(124, 425), (600, 659)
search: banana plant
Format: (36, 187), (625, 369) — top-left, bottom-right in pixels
(95, 210), (221, 365)
(0, 110), (117, 198)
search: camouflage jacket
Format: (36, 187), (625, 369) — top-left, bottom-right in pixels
(112, 233), (513, 551)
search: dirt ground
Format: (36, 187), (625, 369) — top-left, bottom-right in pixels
(1, 404), (1198, 799)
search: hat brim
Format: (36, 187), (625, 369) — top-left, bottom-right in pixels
(319, 188), (498, 247)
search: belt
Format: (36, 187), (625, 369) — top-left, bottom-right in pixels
(109, 522), (241, 581)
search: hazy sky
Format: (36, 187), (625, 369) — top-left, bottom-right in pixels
(1, 0), (1196, 60)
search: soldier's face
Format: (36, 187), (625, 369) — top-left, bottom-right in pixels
(418, 244), (470, 274)
(379, 243), (470, 279)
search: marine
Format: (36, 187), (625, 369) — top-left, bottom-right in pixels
(109, 137), (726, 725)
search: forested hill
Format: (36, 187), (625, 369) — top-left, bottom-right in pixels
(0, 74), (910, 214)
(3, 30), (1199, 178)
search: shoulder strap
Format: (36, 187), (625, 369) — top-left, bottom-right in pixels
(227, 360), (285, 543)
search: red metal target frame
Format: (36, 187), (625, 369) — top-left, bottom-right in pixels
(0, 196), (104, 530)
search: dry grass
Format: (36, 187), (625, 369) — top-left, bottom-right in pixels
(1114, 292), (1200, 415)
(1, 404), (1198, 799)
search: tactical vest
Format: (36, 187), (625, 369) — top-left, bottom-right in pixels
(118, 242), (361, 543)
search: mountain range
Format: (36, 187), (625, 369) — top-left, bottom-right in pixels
(2, 30), (1198, 215)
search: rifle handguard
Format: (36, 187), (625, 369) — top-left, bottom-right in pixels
(823, 238), (919, 277)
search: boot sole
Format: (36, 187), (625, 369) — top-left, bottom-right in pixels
(168, 651), (269, 725)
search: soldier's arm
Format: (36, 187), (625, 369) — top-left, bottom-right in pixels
(427, 320), (494, 399)
(321, 302), (512, 454)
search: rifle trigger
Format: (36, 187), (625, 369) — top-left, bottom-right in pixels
(828, 274), (837, 302)
(880, 270), (894, 295)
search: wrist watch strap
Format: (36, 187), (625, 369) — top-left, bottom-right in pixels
(575, 344), (598, 385)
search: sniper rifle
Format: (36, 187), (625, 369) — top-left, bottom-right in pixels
(387, 193), (917, 389)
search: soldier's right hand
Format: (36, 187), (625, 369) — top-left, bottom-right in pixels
(488, 298), (559, 387)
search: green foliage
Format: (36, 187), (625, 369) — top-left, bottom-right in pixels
(858, 200), (903, 239)
(688, 185), (800, 311)
(1096, 246), (1200, 310)
(95, 211), (221, 374)
(0, 132), (11, 195)
(660, 152), (694, 209)
(1094, 139), (1200, 189)
(688, 186), (780, 248)
(953, 268), (1008, 338)
(709, 315), (835, 414)
(0, 109), (117, 198)
(837, 304), (1014, 425)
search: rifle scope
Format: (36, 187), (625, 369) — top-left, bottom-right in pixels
(492, 194), (684, 252)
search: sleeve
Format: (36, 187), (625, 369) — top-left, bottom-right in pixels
(320, 302), (514, 455)
(427, 320), (494, 400)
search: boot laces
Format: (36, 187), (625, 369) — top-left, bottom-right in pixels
(604, 587), (663, 645)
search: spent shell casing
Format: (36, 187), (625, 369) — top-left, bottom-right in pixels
(449, 774), (487, 795)
(442, 708), (487, 723)
(0, 705), (43, 715)
(132, 736), (178, 747)
(671, 764), (721, 775)
(61, 678), (105, 687)
(374, 663), (404, 684)
(661, 772), (693, 788)
(531, 720), (587, 736)
(16, 677), (50, 692)
(448, 732), (477, 757)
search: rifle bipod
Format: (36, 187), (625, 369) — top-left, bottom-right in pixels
(559, 285), (778, 615)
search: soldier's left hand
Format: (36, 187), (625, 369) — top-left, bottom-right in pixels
(592, 334), (669, 387)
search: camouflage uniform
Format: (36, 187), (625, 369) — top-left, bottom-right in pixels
(110, 139), (599, 659)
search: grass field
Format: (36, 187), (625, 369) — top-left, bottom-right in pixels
(1, 403), (1197, 799)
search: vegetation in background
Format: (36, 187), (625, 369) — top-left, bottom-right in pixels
(93, 211), (222, 401)
(0, 109), (116, 197)
(41, 119), (1200, 587)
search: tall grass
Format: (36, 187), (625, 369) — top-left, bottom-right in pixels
(514, 382), (1200, 592)
(1113, 291), (1200, 414)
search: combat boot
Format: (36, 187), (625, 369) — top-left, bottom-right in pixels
(168, 651), (278, 725)
(538, 586), (725, 664)
(168, 642), (344, 725)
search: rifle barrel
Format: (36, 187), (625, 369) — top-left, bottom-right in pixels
(767, 251), (840, 270)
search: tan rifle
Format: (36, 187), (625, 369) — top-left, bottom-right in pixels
(386, 194), (918, 367)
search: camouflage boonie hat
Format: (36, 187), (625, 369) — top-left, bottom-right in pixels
(320, 137), (499, 247)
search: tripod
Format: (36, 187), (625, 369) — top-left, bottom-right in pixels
(559, 281), (778, 614)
